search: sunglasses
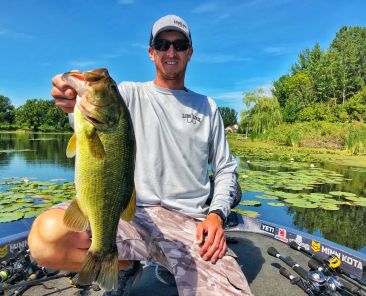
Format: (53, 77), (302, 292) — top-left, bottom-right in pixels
(152, 39), (191, 52)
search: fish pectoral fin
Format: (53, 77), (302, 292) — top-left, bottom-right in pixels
(121, 187), (136, 221)
(86, 128), (106, 159)
(66, 134), (77, 158)
(78, 250), (119, 291)
(63, 200), (89, 231)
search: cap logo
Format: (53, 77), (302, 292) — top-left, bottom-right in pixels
(173, 20), (187, 30)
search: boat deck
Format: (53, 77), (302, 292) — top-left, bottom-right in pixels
(20, 232), (313, 296)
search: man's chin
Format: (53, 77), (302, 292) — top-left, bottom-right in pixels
(163, 73), (180, 80)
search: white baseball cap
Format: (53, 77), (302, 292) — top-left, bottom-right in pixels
(149, 15), (192, 46)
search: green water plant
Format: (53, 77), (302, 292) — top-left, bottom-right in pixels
(0, 177), (75, 223)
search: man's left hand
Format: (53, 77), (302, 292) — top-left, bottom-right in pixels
(196, 213), (227, 264)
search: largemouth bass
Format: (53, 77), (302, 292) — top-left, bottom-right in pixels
(62, 68), (136, 291)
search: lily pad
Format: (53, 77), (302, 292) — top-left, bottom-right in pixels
(239, 200), (261, 207)
(343, 196), (364, 202)
(23, 208), (46, 219)
(255, 195), (278, 200)
(232, 208), (260, 218)
(319, 204), (340, 211)
(329, 191), (351, 197)
(267, 202), (285, 207)
(290, 202), (318, 209)
(0, 212), (24, 223)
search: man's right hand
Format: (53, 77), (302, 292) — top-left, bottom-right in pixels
(51, 72), (78, 113)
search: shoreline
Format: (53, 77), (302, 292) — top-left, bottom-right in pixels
(228, 137), (366, 168)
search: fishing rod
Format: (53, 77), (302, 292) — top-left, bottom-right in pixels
(267, 246), (366, 296)
(0, 246), (66, 296)
(309, 260), (366, 296)
(0, 247), (33, 285)
(279, 266), (317, 295)
(289, 241), (366, 287)
(268, 246), (328, 295)
(0, 271), (75, 295)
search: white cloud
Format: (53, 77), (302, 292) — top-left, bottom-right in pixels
(69, 60), (98, 68)
(263, 46), (286, 55)
(117, 0), (134, 4)
(213, 91), (245, 113)
(131, 43), (148, 49)
(254, 83), (274, 97)
(102, 53), (122, 59)
(194, 53), (250, 64)
(192, 3), (218, 14)
(214, 91), (244, 101)
(0, 27), (33, 40)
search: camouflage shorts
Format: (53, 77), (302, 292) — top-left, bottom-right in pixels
(55, 203), (252, 296)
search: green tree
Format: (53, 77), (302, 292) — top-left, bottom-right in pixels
(272, 74), (291, 107)
(272, 25), (366, 122)
(218, 107), (238, 127)
(0, 95), (15, 124)
(241, 89), (282, 135)
(15, 99), (70, 131)
(329, 26), (366, 103)
(278, 72), (315, 122)
(291, 44), (332, 103)
(343, 86), (366, 121)
(298, 103), (337, 122)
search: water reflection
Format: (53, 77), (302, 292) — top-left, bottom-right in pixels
(238, 156), (366, 253)
(0, 133), (75, 238)
(0, 133), (365, 253)
(0, 133), (74, 168)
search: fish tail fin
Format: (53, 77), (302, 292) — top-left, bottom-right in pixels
(63, 200), (89, 231)
(121, 187), (136, 221)
(78, 250), (119, 291)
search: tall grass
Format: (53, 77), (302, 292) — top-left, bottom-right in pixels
(286, 130), (301, 147)
(258, 121), (366, 152)
(345, 125), (366, 154)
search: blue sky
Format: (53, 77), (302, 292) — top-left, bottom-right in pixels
(1, 0), (366, 116)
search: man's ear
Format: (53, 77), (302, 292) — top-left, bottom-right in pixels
(148, 47), (155, 62)
(188, 47), (193, 61)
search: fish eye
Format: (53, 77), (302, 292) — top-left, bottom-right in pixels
(110, 84), (118, 92)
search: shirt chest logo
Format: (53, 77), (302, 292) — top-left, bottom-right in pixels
(182, 113), (202, 124)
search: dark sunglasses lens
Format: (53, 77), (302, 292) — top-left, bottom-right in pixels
(153, 39), (190, 51)
(172, 40), (189, 51)
(154, 40), (170, 51)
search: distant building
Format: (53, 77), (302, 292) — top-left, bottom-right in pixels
(225, 124), (239, 133)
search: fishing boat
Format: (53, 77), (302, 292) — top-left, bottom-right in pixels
(0, 212), (365, 296)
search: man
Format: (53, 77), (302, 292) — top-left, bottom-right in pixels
(28, 15), (252, 296)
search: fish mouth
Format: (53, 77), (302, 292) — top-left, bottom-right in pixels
(63, 68), (109, 82)
(78, 101), (109, 128)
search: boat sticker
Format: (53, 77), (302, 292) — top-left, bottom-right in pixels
(312, 240), (321, 252)
(289, 235), (311, 251)
(0, 244), (8, 258)
(321, 245), (363, 271)
(260, 223), (275, 235)
(328, 256), (341, 268)
(9, 240), (27, 253)
(275, 228), (288, 243)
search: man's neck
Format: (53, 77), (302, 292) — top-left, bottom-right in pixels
(153, 78), (185, 90)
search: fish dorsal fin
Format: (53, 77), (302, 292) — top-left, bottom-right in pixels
(63, 200), (89, 231)
(86, 128), (106, 159)
(66, 134), (77, 158)
(121, 188), (136, 221)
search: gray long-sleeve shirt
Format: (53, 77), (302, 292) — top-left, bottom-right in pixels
(118, 81), (238, 220)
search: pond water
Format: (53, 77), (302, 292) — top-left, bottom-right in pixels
(0, 133), (74, 238)
(236, 157), (366, 254)
(0, 133), (365, 254)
